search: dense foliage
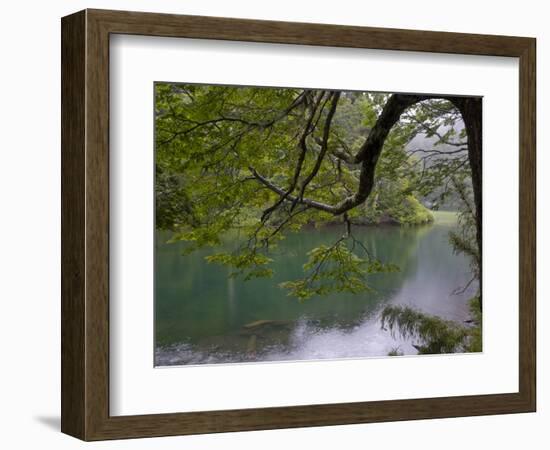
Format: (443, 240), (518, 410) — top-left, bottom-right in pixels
(381, 296), (481, 354)
(155, 83), (473, 300)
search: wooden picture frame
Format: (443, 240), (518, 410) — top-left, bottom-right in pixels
(61, 8), (536, 441)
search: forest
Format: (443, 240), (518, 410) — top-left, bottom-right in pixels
(154, 83), (482, 365)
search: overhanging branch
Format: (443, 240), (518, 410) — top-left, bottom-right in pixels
(254, 93), (475, 219)
(249, 167), (337, 213)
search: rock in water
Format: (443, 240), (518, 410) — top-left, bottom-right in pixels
(243, 319), (275, 328)
(243, 319), (292, 330)
(243, 319), (276, 329)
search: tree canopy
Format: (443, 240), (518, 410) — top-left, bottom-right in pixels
(155, 83), (480, 301)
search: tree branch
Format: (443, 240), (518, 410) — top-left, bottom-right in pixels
(255, 94), (474, 219)
(249, 166), (337, 213)
(261, 91), (327, 221)
(293, 92), (341, 210)
(253, 95), (446, 216)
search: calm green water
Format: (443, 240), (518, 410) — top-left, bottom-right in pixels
(155, 213), (477, 365)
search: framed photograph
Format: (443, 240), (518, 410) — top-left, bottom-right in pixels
(61, 9), (536, 440)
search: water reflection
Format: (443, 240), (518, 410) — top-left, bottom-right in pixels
(155, 216), (477, 365)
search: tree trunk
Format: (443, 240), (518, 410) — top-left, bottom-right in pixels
(453, 97), (482, 310)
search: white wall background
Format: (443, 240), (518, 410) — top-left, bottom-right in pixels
(0, 1), (546, 448)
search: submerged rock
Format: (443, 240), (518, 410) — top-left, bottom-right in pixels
(243, 319), (291, 329)
(243, 319), (278, 329)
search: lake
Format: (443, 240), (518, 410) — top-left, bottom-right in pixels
(154, 212), (478, 366)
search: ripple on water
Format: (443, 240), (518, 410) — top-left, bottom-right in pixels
(155, 316), (417, 367)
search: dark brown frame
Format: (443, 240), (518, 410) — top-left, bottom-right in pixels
(61, 8), (536, 441)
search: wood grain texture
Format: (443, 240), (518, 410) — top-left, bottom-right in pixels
(518, 38), (536, 409)
(61, 10), (86, 439)
(89, 8), (532, 57)
(60, 8), (537, 441)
